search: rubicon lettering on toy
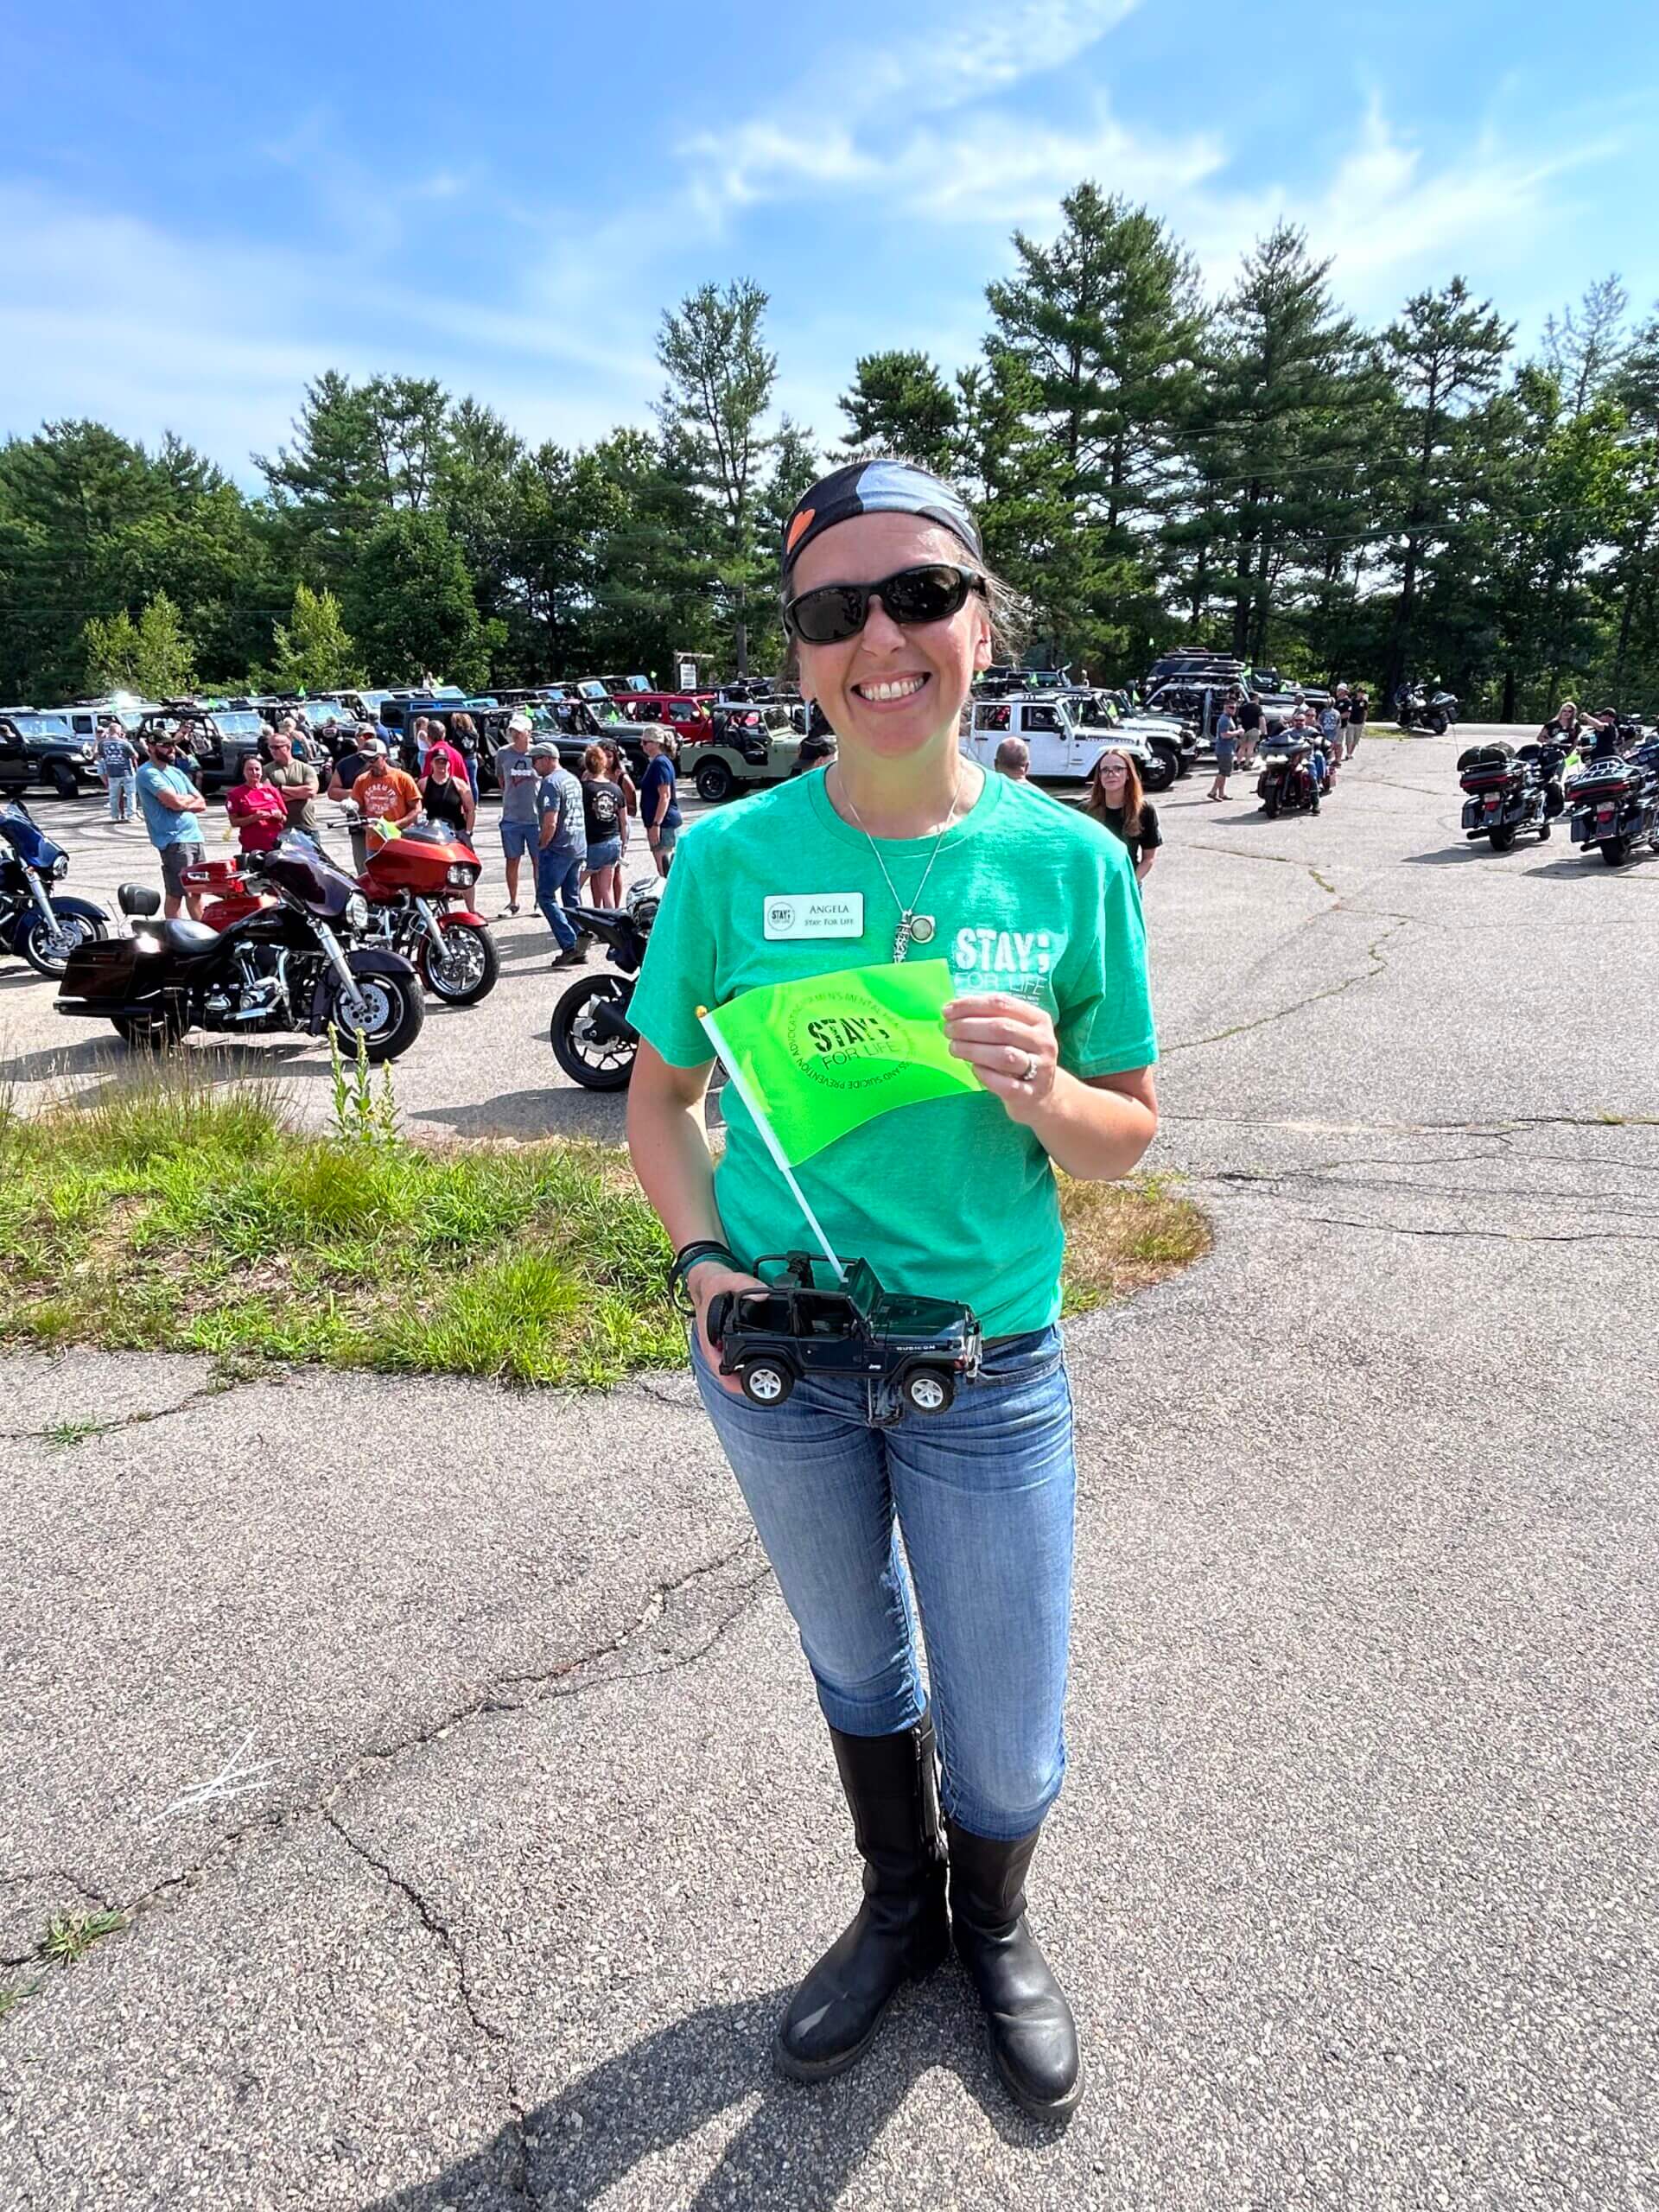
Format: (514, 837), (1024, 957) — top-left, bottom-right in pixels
(762, 892), (865, 939)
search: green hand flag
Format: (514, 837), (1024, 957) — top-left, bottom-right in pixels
(700, 959), (981, 1166)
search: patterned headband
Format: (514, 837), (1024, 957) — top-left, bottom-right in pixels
(782, 460), (983, 578)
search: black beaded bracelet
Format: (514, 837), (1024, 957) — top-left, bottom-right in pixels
(666, 1239), (738, 1311)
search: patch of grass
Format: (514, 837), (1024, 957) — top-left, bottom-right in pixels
(0, 1065), (1208, 1389)
(1059, 1171), (1212, 1316)
(0, 1979), (42, 2021)
(39, 1909), (128, 1966)
(0, 1065), (682, 1390)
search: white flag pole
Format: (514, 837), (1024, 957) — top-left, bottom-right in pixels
(698, 1007), (846, 1281)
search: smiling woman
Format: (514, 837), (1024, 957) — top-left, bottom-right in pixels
(625, 455), (1160, 2122)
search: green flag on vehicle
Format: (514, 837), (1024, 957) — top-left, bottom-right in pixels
(699, 959), (981, 1167)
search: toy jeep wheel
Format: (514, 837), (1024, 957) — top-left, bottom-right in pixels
(740, 1358), (793, 1406)
(902, 1367), (955, 1415)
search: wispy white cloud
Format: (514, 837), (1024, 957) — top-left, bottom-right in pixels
(682, 0), (1141, 220)
(0, 183), (658, 470)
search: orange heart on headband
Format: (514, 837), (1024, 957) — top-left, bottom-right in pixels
(785, 507), (816, 553)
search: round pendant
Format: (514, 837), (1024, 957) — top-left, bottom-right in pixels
(908, 913), (937, 944)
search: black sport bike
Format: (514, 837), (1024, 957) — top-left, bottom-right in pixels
(548, 889), (658, 1090)
(56, 834), (424, 1061)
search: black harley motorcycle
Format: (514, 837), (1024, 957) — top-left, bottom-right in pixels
(0, 801), (111, 976)
(548, 885), (658, 1090)
(56, 834), (424, 1060)
(1566, 739), (1659, 867)
(1457, 740), (1567, 850)
(1256, 737), (1322, 817)
(1395, 682), (1460, 735)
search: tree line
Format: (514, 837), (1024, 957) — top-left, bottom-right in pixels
(3, 188), (1658, 720)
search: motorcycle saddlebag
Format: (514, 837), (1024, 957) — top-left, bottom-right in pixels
(59, 936), (144, 1002)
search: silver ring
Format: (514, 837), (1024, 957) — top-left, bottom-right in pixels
(1020, 1050), (1037, 1084)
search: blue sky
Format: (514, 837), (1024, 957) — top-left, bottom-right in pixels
(4, 0), (1658, 482)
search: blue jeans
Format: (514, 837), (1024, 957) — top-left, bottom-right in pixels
(537, 848), (583, 949)
(691, 1323), (1075, 1839)
(105, 772), (137, 819)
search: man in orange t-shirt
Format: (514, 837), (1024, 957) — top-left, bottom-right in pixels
(349, 737), (422, 851)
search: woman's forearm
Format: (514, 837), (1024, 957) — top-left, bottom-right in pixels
(1025, 1071), (1157, 1182)
(626, 1075), (726, 1249)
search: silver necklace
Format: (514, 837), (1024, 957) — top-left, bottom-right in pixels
(836, 769), (964, 962)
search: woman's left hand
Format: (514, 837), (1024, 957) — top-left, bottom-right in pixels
(943, 992), (1060, 1122)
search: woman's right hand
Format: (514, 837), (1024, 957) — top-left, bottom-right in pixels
(690, 1263), (767, 1396)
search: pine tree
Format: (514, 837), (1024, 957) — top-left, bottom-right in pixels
(838, 353), (960, 470)
(656, 280), (778, 673)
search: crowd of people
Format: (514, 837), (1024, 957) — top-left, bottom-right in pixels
(1207, 685), (1370, 803)
(118, 705), (683, 962)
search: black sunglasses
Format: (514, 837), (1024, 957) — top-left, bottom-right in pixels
(785, 563), (987, 645)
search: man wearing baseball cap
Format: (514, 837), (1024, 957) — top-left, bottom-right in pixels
(494, 711), (541, 917)
(349, 734), (422, 856)
(532, 738), (588, 967)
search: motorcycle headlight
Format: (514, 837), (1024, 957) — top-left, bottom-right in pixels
(344, 893), (370, 933)
(52, 855), (69, 878)
(446, 862), (479, 887)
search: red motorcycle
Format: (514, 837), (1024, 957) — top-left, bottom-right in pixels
(171, 825), (498, 1006)
(353, 821), (498, 1006)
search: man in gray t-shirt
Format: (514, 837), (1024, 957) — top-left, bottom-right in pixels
(493, 713), (543, 914)
(533, 742), (587, 963)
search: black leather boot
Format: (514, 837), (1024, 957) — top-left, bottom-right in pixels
(774, 1713), (950, 2080)
(946, 1817), (1083, 2120)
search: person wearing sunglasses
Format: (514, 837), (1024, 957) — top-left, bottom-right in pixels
(137, 726), (210, 919)
(625, 459), (1158, 2121)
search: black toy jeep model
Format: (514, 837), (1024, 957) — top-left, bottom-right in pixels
(705, 1253), (982, 1416)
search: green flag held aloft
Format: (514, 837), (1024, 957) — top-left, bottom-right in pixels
(700, 959), (981, 1166)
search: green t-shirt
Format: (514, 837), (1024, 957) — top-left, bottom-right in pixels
(627, 769), (1157, 1338)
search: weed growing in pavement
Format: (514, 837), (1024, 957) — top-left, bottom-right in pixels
(0, 1066), (1209, 1387)
(39, 1909), (129, 1966)
(327, 1025), (401, 1149)
(0, 1979), (42, 2021)
(41, 1418), (108, 1448)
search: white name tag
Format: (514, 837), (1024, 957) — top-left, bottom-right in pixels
(763, 893), (865, 940)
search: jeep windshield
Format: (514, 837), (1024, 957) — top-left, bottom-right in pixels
(13, 713), (73, 742)
(214, 712), (266, 740)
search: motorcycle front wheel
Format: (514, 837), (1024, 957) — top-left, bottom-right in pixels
(18, 900), (107, 978)
(550, 974), (636, 1090)
(418, 918), (499, 1007)
(329, 964), (425, 1062)
(1429, 713), (1449, 735)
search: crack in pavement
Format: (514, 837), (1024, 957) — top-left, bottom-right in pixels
(1192, 1155), (1659, 1218)
(1296, 1213), (1659, 1245)
(0, 1368), (264, 1445)
(321, 1809), (531, 2210)
(1165, 919), (1406, 1055)
(1, 1536), (772, 1992)
(1162, 1111), (1659, 1135)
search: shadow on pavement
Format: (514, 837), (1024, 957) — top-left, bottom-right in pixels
(418, 1087), (629, 1141)
(367, 1984), (1060, 2210)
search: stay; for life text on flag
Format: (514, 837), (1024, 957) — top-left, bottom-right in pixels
(699, 959), (982, 1166)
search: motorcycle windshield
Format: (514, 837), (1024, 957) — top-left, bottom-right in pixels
(261, 835), (353, 916)
(0, 804), (65, 872)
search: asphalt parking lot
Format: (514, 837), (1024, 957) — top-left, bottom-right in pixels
(3, 731), (1656, 2210)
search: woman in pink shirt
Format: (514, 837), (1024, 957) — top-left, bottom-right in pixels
(224, 753), (290, 854)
